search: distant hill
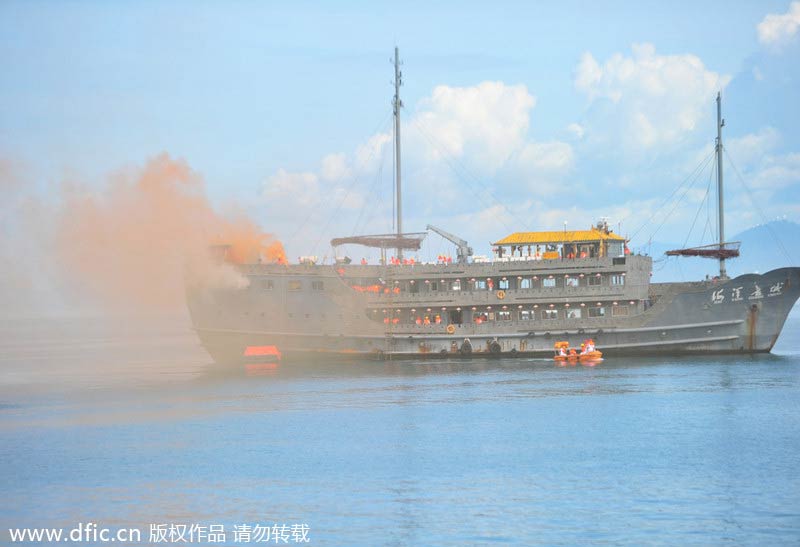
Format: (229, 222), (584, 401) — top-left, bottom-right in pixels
(643, 220), (799, 283)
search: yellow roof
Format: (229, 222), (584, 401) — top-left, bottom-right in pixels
(493, 228), (625, 245)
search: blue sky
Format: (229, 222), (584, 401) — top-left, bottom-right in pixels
(1, 0), (799, 264)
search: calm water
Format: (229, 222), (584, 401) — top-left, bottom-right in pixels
(1, 314), (799, 545)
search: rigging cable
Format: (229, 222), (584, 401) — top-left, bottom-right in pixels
(627, 150), (716, 243)
(640, 152), (716, 244)
(409, 116), (526, 234)
(723, 148), (795, 265)
(285, 111), (393, 251)
(680, 158), (715, 249)
(349, 142), (388, 236)
(311, 122), (392, 258)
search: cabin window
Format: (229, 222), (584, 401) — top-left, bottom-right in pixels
(497, 311), (512, 321)
(487, 312), (496, 321)
(451, 279), (461, 291)
(520, 278), (532, 289)
(498, 279), (510, 290)
(312, 281), (324, 291)
(565, 276), (579, 287)
(588, 306), (606, 318)
(611, 274), (625, 286)
(543, 277), (557, 288)
(612, 305), (629, 316)
(566, 308), (582, 319)
(588, 275), (602, 286)
(261, 279), (274, 290)
(430, 281), (438, 291)
(288, 280), (302, 291)
(473, 280), (487, 290)
(544, 309), (558, 320)
(519, 310), (534, 321)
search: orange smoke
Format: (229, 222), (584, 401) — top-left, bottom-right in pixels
(56, 153), (285, 311)
(212, 219), (288, 265)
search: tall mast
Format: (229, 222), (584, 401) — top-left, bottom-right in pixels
(716, 92), (726, 279)
(393, 46), (403, 259)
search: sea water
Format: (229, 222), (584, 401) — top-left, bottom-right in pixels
(1, 314), (799, 545)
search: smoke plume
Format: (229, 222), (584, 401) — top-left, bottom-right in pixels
(49, 153), (285, 312)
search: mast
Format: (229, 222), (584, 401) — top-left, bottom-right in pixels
(716, 92), (726, 279)
(393, 47), (403, 259)
(665, 93), (740, 264)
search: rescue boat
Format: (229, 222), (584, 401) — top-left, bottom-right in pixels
(554, 341), (603, 363)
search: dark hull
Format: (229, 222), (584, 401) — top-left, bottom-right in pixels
(188, 265), (800, 364)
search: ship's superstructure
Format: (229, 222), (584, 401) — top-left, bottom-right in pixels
(186, 50), (799, 363)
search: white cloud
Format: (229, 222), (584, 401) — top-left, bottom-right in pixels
(263, 81), (575, 233)
(574, 43), (730, 151)
(355, 132), (392, 171)
(263, 168), (319, 208)
(413, 81), (536, 172)
(750, 152), (800, 190)
(718, 127), (800, 191)
(516, 141), (574, 173)
(726, 127), (781, 166)
(757, 1), (800, 48)
(566, 123), (585, 139)
(320, 153), (351, 181)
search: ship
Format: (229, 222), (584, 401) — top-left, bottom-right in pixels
(186, 48), (800, 363)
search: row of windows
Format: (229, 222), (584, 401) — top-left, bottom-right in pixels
(393, 274), (623, 292)
(476, 306), (628, 321)
(256, 274), (625, 293)
(372, 305), (630, 324)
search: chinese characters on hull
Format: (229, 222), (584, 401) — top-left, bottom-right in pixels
(711, 282), (784, 305)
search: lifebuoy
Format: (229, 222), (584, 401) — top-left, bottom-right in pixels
(496, 290), (506, 300)
(446, 324), (456, 334)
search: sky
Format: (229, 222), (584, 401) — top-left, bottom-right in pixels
(1, 0), (799, 266)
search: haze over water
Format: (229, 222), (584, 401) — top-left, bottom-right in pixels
(1, 314), (799, 545)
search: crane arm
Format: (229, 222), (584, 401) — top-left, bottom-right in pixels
(426, 224), (473, 263)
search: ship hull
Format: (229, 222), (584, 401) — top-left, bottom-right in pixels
(188, 265), (800, 364)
